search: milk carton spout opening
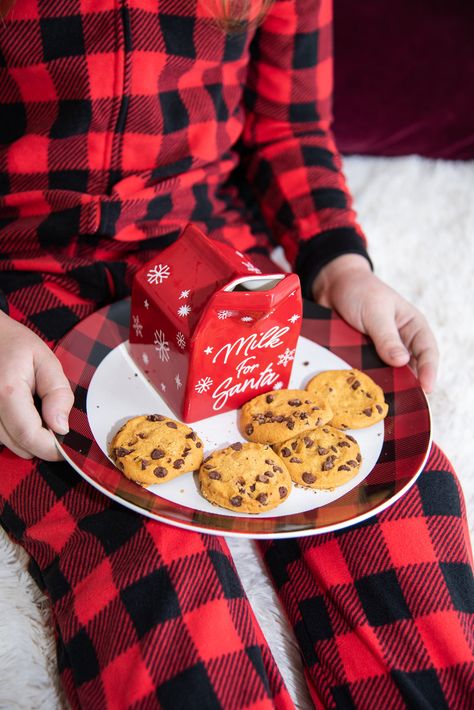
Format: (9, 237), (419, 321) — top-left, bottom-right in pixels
(225, 275), (285, 292)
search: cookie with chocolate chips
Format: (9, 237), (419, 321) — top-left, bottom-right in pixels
(198, 442), (292, 513)
(109, 414), (203, 485)
(240, 389), (332, 445)
(273, 425), (362, 489)
(306, 369), (388, 429)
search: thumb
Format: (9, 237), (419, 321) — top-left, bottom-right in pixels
(363, 307), (410, 368)
(35, 353), (74, 435)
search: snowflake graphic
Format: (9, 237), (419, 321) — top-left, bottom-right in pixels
(160, 382), (166, 392)
(175, 374), (182, 389)
(144, 299), (150, 309)
(179, 289), (190, 299)
(178, 304), (191, 318)
(176, 332), (186, 349)
(142, 352), (149, 365)
(288, 314), (300, 324)
(195, 376), (213, 394)
(274, 381), (284, 390)
(204, 346), (214, 355)
(154, 329), (170, 361)
(241, 259), (261, 274)
(277, 348), (296, 367)
(241, 316), (253, 322)
(217, 310), (233, 320)
(132, 314), (143, 337)
(147, 264), (170, 285)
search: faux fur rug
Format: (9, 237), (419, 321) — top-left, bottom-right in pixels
(1, 155), (473, 709)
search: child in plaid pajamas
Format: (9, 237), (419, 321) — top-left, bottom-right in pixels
(0, 0), (472, 707)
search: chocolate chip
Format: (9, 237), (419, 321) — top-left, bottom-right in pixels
(347, 376), (355, 384)
(151, 448), (165, 459)
(288, 399), (302, 406)
(322, 456), (335, 471)
(356, 453), (362, 462)
(279, 486), (288, 498)
(195, 442), (202, 448)
(304, 437), (314, 448)
(173, 459), (185, 469)
(311, 406), (320, 411)
(290, 456), (302, 463)
(376, 404), (383, 413)
(265, 470), (274, 477)
(250, 483), (256, 492)
(265, 459), (275, 465)
(280, 447), (291, 457)
(115, 447), (132, 457)
(337, 441), (350, 448)
(266, 394), (274, 403)
(351, 380), (361, 390)
(274, 415), (284, 423)
(286, 420), (295, 430)
(230, 496), (242, 507)
(237, 477), (245, 486)
(338, 465), (351, 471)
(138, 433), (147, 439)
(256, 493), (268, 505)
(186, 431), (197, 440)
(140, 459), (149, 470)
(154, 467), (167, 478)
(231, 442), (243, 451)
(291, 441), (297, 450)
(302, 472), (316, 484)
(256, 473), (269, 483)
(347, 460), (358, 467)
(317, 446), (329, 455)
(346, 435), (357, 443)
(272, 466), (283, 473)
(208, 470), (221, 480)
(331, 445), (338, 453)
(147, 414), (165, 421)
(363, 408), (372, 416)
(246, 424), (254, 436)
(166, 421), (178, 428)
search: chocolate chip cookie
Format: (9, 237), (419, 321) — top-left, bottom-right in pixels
(273, 425), (362, 489)
(306, 369), (388, 429)
(199, 442), (292, 513)
(109, 414), (203, 485)
(240, 389), (332, 445)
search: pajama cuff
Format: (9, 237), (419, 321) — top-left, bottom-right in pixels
(0, 290), (9, 315)
(295, 227), (373, 300)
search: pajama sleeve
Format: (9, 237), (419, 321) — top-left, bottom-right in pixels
(239, 0), (372, 297)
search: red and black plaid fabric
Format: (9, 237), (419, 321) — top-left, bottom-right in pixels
(0, 0), (369, 334)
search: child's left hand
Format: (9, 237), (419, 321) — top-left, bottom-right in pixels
(312, 254), (439, 393)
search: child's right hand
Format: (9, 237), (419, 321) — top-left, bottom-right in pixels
(0, 312), (74, 460)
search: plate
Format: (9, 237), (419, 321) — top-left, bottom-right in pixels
(54, 299), (432, 538)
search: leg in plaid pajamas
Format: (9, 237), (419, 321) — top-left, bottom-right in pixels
(1, 443), (473, 709)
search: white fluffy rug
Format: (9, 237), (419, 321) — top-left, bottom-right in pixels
(1, 155), (473, 708)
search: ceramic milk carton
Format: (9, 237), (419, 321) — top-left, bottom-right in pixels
(129, 223), (302, 422)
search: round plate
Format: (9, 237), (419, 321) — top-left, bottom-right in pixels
(54, 299), (431, 538)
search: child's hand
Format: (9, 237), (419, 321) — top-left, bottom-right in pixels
(0, 312), (74, 460)
(312, 254), (439, 393)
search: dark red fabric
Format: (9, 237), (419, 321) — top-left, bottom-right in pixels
(332, 0), (474, 160)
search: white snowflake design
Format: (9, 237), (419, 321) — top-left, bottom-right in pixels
(146, 264), (170, 285)
(142, 352), (149, 365)
(160, 382), (166, 392)
(178, 304), (192, 318)
(274, 381), (284, 390)
(288, 314), (300, 324)
(204, 346), (214, 355)
(132, 314), (143, 337)
(179, 289), (190, 299)
(241, 316), (253, 322)
(154, 329), (170, 362)
(195, 376), (213, 394)
(217, 310), (233, 320)
(175, 374), (182, 389)
(241, 259), (261, 274)
(277, 348), (296, 367)
(144, 299), (150, 309)
(176, 332), (186, 349)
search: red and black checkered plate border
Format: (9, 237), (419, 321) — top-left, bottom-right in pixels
(53, 299), (431, 538)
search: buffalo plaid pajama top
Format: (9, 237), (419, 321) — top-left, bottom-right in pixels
(0, 1), (473, 709)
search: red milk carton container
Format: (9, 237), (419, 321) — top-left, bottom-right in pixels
(129, 223), (302, 422)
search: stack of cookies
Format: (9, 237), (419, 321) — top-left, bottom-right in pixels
(109, 368), (388, 515)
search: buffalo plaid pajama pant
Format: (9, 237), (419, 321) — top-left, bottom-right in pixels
(0, 279), (473, 710)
